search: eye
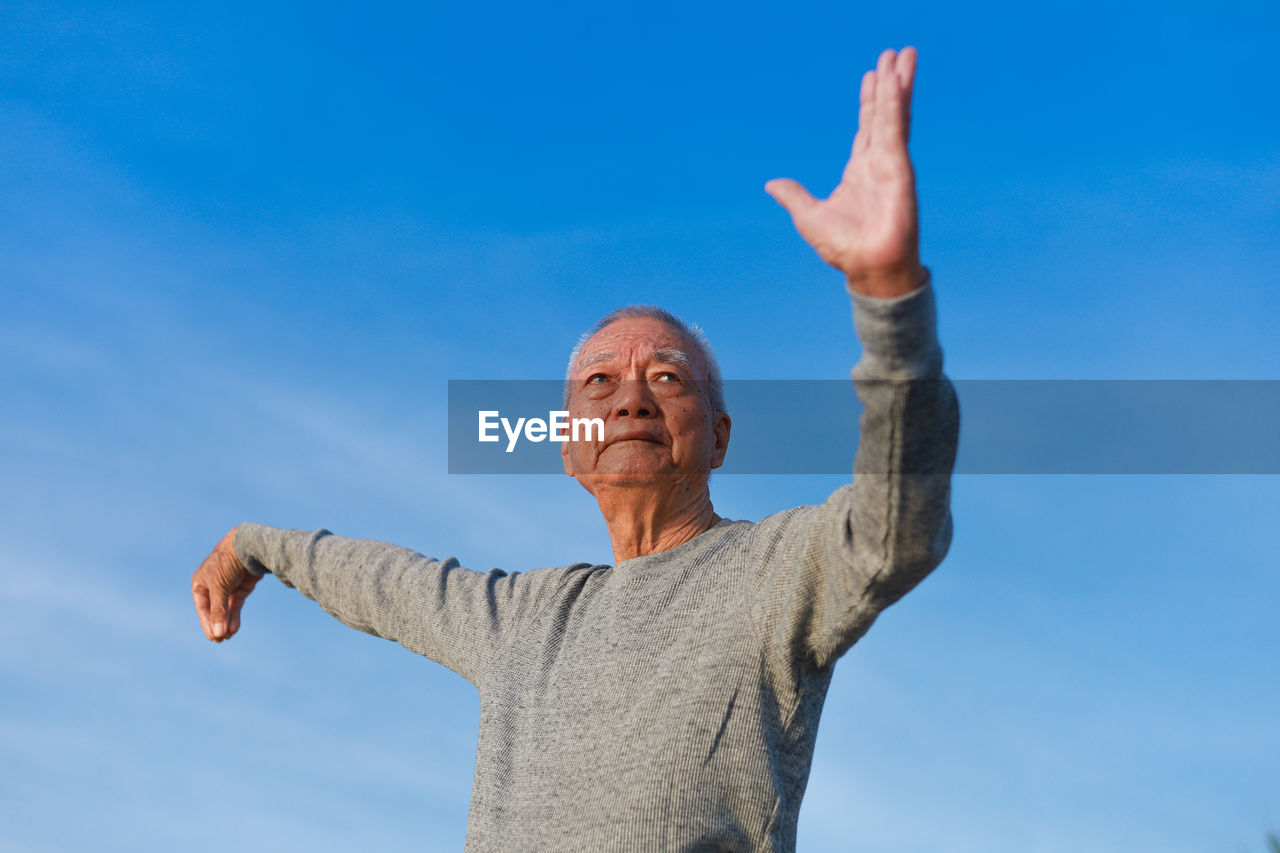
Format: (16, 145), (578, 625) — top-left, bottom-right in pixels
(654, 371), (680, 383)
(586, 373), (609, 385)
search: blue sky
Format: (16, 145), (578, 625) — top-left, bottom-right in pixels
(2, 1), (1278, 851)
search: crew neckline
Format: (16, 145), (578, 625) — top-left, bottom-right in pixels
(613, 517), (740, 569)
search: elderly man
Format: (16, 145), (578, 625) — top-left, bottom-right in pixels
(192, 47), (958, 852)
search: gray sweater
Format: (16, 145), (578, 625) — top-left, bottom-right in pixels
(235, 281), (959, 852)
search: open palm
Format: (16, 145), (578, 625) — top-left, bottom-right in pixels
(766, 48), (923, 298)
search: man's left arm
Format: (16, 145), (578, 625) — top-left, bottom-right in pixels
(757, 47), (959, 669)
(746, 278), (957, 671)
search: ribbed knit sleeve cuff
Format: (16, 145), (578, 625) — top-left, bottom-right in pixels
(849, 268), (943, 380)
(234, 522), (281, 577)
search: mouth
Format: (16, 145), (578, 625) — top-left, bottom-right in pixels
(605, 432), (666, 448)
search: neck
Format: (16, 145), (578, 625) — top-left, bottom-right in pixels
(594, 478), (721, 564)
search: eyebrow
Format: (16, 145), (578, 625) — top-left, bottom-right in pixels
(654, 349), (694, 371)
(575, 349), (695, 374)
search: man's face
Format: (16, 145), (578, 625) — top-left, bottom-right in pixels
(561, 316), (730, 493)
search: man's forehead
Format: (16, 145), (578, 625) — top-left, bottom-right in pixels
(577, 346), (693, 372)
(574, 317), (695, 366)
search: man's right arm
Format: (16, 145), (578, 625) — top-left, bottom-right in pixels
(191, 523), (572, 686)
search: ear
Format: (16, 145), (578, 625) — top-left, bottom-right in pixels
(561, 436), (575, 477)
(710, 412), (731, 469)
(561, 436), (599, 497)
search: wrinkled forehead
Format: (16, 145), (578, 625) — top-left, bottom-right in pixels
(572, 317), (703, 376)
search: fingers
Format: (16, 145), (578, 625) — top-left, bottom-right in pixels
(870, 48), (913, 157)
(764, 178), (818, 218)
(851, 47), (915, 160)
(191, 579), (232, 641)
(876, 47), (897, 78)
(852, 69), (876, 155)
(192, 582), (213, 640)
(897, 47), (917, 140)
(208, 582), (230, 641)
(228, 589), (250, 638)
(896, 46), (917, 97)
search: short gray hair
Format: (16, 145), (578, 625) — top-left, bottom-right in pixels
(563, 305), (726, 416)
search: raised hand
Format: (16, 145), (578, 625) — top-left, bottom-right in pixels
(766, 47), (926, 299)
(191, 526), (259, 642)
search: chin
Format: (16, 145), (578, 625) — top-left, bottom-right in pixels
(581, 467), (670, 489)
(576, 462), (711, 495)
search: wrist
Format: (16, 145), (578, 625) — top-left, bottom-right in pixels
(845, 262), (928, 299)
(224, 525), (250, 575)
(850, 271), (942, 379)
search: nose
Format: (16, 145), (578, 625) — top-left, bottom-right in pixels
(614, 379), (655, 419)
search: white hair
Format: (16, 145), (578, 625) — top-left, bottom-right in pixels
(563, 305), (726, 416)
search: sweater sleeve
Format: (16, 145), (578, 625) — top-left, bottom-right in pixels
(749, 273), (959, 671)
(234, 524), (574, 687)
